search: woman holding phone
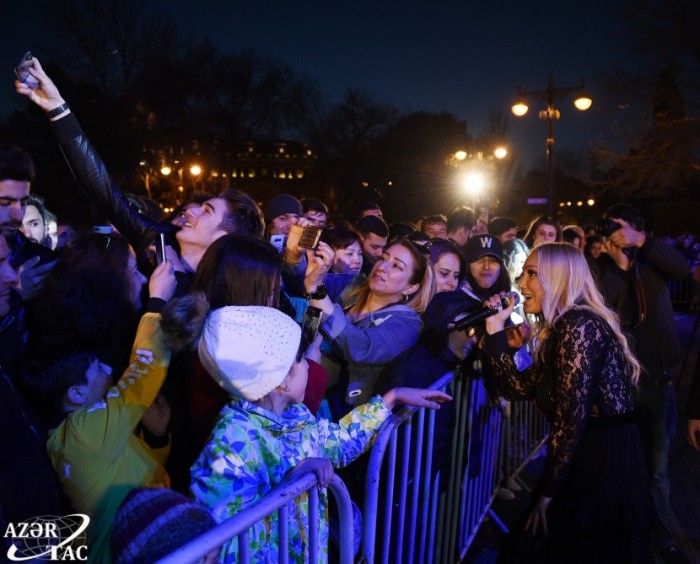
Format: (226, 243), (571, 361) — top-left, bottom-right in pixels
(303, 238), (435, 420)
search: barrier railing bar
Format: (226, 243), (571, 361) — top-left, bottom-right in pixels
(157, 473), (353, 564)
(379, 428), (398, 564)
(427, 474), (440, 564)
(444, 373), (468, 564)
(239, 531), (249, 562)
(406, 408), (426, 564)
(452, 376), (479, 561)
(418, 409), (436, 563)
(394, 420), (412, 563)
(309, 486), (319, 564)
(279, 502), (289, 564)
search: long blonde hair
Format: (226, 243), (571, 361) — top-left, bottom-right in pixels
(529, 243), (641, 384)
(343, 239), (435, 314)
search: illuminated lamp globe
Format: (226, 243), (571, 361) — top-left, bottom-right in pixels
(190, 165), (202, 176)
(574, 94), (592, 111)
(160, 166), (172, 176)
(494, 147), (508, 159)
(454, 150), (467, 161)
(511, 101), (528, 117)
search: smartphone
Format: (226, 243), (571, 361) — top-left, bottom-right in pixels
(301, 305), (323, 344)
(298, 225), (323, 250)
(270, 234), (286, 252)
(93, 225), (114, 235)
(155, 232), (167, 265)
(15, 51), (39, 89)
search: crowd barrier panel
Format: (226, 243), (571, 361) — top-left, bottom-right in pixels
(669, 275), (698, 310)
(500, 399), (549, 494)
(157, 473), (354, 564)
(360, 368), (549, 563)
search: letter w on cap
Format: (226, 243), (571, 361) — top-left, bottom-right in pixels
(481, 238), (493, 248)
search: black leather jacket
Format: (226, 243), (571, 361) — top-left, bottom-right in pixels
(52, 112), (191, 293)
(53, 113), (159, 262)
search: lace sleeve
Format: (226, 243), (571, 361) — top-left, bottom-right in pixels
(540, 312), (601, 497)
(484, 331), (540, 400)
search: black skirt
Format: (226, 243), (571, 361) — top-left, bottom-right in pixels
(544, 412), (653, 563)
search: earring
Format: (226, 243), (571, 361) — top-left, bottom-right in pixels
(401, 294), (409, 304)
(280, 385), (291, 392)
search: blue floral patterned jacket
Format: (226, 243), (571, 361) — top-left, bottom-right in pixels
(190, 395), (391, 562)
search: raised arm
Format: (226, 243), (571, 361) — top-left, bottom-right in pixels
(15, 57), (157, 253)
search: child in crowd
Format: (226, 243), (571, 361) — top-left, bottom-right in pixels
(161, 298), (450, 562)
(20, 260), (177, 563)
(111, 487), (218, 564)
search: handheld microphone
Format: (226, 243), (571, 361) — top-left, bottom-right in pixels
(453, 292), (519, 332)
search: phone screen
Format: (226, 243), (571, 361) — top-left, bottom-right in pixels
(15, 51), (39, 89)
(298, 226), (323, 250)
(301, 306), (323, 344)
(270, 234), (286, 252)
(155, 232), (167, 265)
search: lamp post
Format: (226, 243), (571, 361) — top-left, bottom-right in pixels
(511, 73), (591, 217)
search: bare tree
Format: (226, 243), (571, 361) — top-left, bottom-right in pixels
(591, 0), (700, 198)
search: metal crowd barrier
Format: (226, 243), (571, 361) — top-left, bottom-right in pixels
(669, 274), (699, 310)
(157, 473), (354, 564)
(500, 399), (549, 495)
(360, 368), (549, 563)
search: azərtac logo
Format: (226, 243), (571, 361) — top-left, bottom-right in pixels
(4, 514), (90, 561)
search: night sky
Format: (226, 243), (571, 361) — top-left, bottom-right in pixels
(2, 0), (641, 168)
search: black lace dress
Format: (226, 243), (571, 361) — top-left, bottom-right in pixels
(484, 308), (652, 563)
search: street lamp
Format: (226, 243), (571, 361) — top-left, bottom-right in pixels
(511, 73), (592, 217)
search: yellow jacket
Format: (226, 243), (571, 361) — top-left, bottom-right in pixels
(48, 313), (171, 564)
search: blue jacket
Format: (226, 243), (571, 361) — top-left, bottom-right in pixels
(322, 303), (421, 420)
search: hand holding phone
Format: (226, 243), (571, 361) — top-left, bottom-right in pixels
(155, 232), (167, 265)
(298, 225), (323, 250)
(15, 51), (39, 89)
(301, 306), (323, 344)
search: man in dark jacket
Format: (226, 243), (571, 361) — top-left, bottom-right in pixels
(0, 233), (66, 550)
(16, 58), (264, 292)
(0, 145), (56, 301)
(595, 203), (691, 562)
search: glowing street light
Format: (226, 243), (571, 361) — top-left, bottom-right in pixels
(511, 73), (592, 217)
(494, 146), (508, 159)
(461, 171), (486, 196)
(190, 164), (202, 176)
(511, 100), (528, 117)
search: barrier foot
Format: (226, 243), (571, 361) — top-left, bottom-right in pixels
(509, 475), (531, 494)
(487, 508), (509, 534)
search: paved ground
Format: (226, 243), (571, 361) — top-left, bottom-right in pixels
(466, 311), (700, 564)
(670, 311), (700, 563)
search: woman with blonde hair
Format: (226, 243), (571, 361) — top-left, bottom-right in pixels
(482, 243), (650, 562)
(303, 238), (435, 419)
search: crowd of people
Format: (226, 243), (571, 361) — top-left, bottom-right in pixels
(1, 55), (698, 563)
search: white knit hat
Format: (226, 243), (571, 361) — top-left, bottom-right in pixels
(197, 306), (302, 401)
